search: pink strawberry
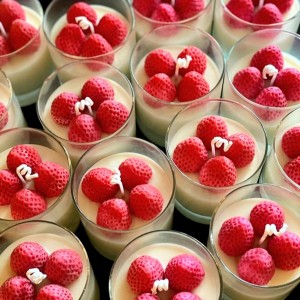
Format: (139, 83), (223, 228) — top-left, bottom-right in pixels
(135, 294), (160, 300)
(250, 200), (285, 237)
(44, 249), (83, 286)
(165, 254), (205, 291)
(66, 2), (97, 27)
(218, 216), (255, 256)
(284, 156), (300, 186)
(127, 255), (164, 294)
(238, 247), (275, 285)
(265, 0), (294, 14)
(0, 170), (22, 205)
(95, 13), (128, 47)
(232, 67), (264, 99)
(0, 276), (34, 299)
(10, 241), (48, 276)
(151, 3), (180, 22)
(225, 0), (254, 27)
(10, 188), (47, 220)
(196, 115), (228, 150)
(253, 3), (283, 25)
(177, 71), (210, 102)
(175, 0), (205, 20)
(0, 0), (25, 32)
(132, 0), (161, 17)
(51, 92), (80, 126)
(34, 162), (69, 198)
(95, 100), (129, 133)
(0, 102), (8, 130)
(172, 292), (202, 300)
(0, 36), (12, 67)
(267, 231), (300, 270)
(144, 49), (176, 78)
(172, 137), (208, 173)
(119, 157), (153, 191)
(281, 126), (300, 159)
(81, 167), (119, 203)
(36, 284), (73, 300)
(96, 198), (132, 230)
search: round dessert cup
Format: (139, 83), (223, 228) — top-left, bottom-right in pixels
(43, 0), (136, 76)
(208, 183), (300, 300)
(223, 29), (300, 146)
(212, 0), (300, 56)
(37, 60), (136, 167)
(71, 136), (176, 260)
(0, 220), (99, 300)
(132, 0), (215, 39)
(0, 127), (80, 233)
(0, 0), (54, 106)
(166, 98), (268, 224)
(130, 24), (225, 147)
(109, 230), (223, 299)
(261, 106), (300, 196)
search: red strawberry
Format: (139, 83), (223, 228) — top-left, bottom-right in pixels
(253, 3), (283, 25)
(0, 102), (8, 130)
(10, 188), (47, 220)
(0, 0), (25, 32)
(36, 284), (73, 300)
(172, 137), (208, 173)
(135, 294), (160, 300)
(96, 198), (132, 230)
(232, 67), (264, 99)
(119, 157), (153, 191)
(265, 0), (294, 14)
(250, 200), (285, 237)
(51, 92), (80, 126)
(0, 36), (12, 67)
(6, 144), (42, 173)
(177, 46), (207, 76)
(144, 49), (176, 78)
(196, 115), (228, 150)
(10, 241), (48, 276)
(165, 254), (205, 291)
(127, 255), (164, 294)
(55, 23), (85, 56)
(267, 231), (300, 270)
(44, 249), (83, 286)
(238, 247), (275, 285)
(67, 2), (97, 28)
(281, 126), (300, 159)
(151, 3), (180, 22)
(220, 133), (256, 168)
(0, 276), (34, 299)
(0, 170), (22, 205)
(177, 71), (210, 102)
(132, 0), (161, 17)
(218, 216), (255, 256)
(95, 100), (129, 133)
(172, 292), (201, 300)
(284, 156), (300, 186)
(225, 0), (254, 27)
(68, 114), (101, 143)
(95, 13), (128, 47)
(81, 167), (119, 203)
(175, 0), (205, 20)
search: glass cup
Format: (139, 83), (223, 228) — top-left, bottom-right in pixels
(166, 99), (268, 224)
(0, 220), (99, 300)
(37, 60), (136, 167)
(223, 29), (300, 146)
(43, 0), (136, 76)
(130, 24), (225, 147)
(0, 0), (54, 106)
(0, 127), (80, 232)
(212, 0), (300, 56)
(208, 183), (300, 300)
(72, 136), (176, 260)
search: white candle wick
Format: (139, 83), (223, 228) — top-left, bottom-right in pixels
(75, 97), (94, 116)
(26, 268), (47, 285)
(110, 168), (124, 195)
(0, 22), (7, 38)
(151, 279), (169, 295)
(175, 55), (192, 77)
(16, 164), (39, 184)
(262, 64), (278, 86)
(259, 223), (288, 244)
(211, 137), (233, 157)
(75, 16), (95, 34)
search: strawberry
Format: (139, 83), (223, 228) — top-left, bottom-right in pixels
(119, 157), (153, 191)
(127, 255), (164, 294)
(225, 0), (254, 27)
(0, 102), (8, 130)
(218, 216), (255, 256)
(95, 13), (128, 47)
(0, 36), (12, 67)
(151, 3), (180, 22)
(238, 247), (275, 285)
(81, 167), (119, 203)
(132, 0), (161, 17)
(0, 0), (25, 32)
(67, 2), (97, 28)
(249, 200), (285, 237)
(175, 0), (205, 20)
(96, 198), (132, 230)
(265, 0), (294, 14)
(172, 292), (201, 300)
(177, 71), (210, 102)
(51, 92), (80, 126)
(220, 133), (256, 168)
(177, 46), (207, 76)
(144, 49), (176, 78)
(284, 156), (300, 186)
(34, 161), (69, 198)
(172, 137), (208, 173)
(196, 115), (228, 150)
(0, 276), (34, 299)
(10, 241), (48, 276)
(10, 188), (47, 220)
(44, 249), (83, 286)
(281, 126), (300, 159)
(36, 284), (73, 300)
(0, 170), (22, 205)
(267, 231), (300, 270)
(165, 254), (205, 291)
(232, 67), (264, 99)
(253, 3), (283, 25)
(95, 100), (129, 134)
(135, 294), (159, 300)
